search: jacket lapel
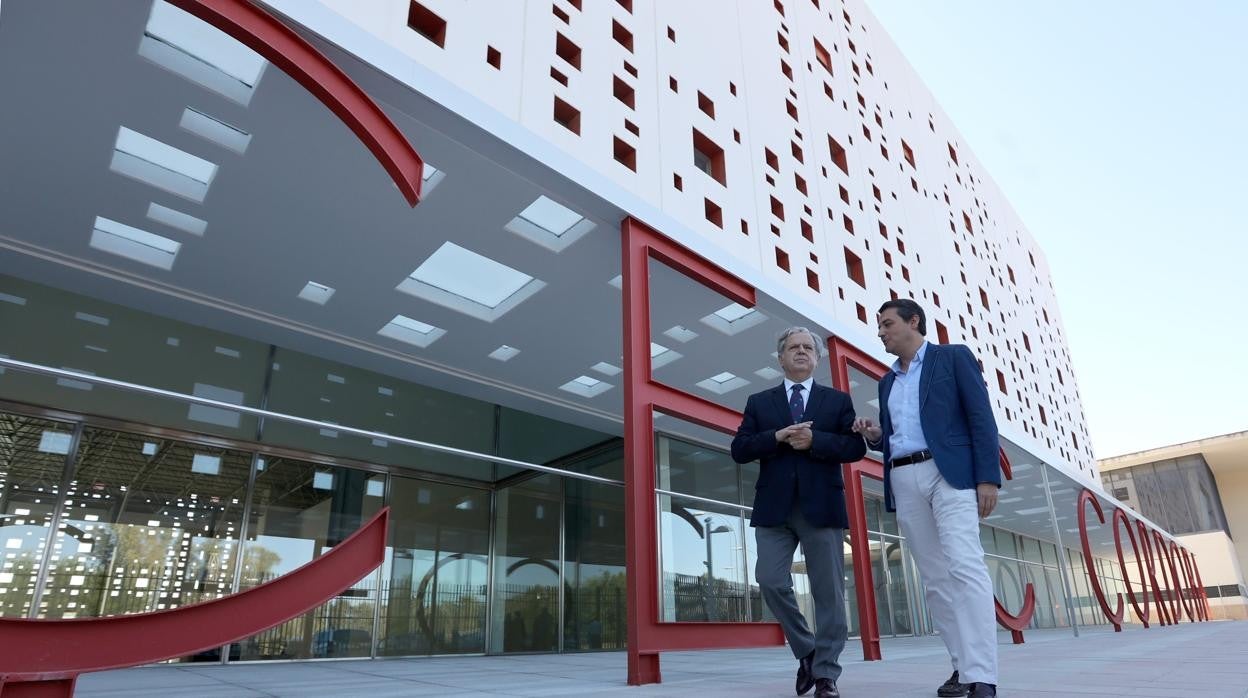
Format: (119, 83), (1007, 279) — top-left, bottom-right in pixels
(919, 344), (937, 408)
(770, 384), (792, 424)
(879, 372), (895, 432)
(804, 383), (826, 420)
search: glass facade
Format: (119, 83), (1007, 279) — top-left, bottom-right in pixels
(0, 272), (1142, 669)
(1102, 455), (1230, 536)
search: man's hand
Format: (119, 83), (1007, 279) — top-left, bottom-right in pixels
(788, 423), (814, 450)
(775, 421), (813, 446)
(977, 483), (998, 519)
(851, 417), (882, 443)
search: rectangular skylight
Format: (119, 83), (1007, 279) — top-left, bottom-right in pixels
(140, 1), (266, 105)
(715, 304), (753, 322)
(111, 127), (217, 202)
(397, 242), (544, 321)
(147, 202), (206, 236)
(74, 311), (110, 326)
(663, 325), (699, 343)
(420, 162), (446, 195)
(649, 342), (682, 369)
(187, 383), (243, 428)
(559, 375), (613, 398)
(519, 196), (582, 235)
(38, 431), (73, 455)
(506, 195), (595, 252)
(378, 315), (446, 348)
(191, 454), (221, 476)
(488, 345), (520, 361)
(754, 366), (783, 380)
(701, 302), (767, 335)
(297, 281), (336, 305)
(591, 361), (621, 376)
(90, 216), (181, 270)
(696, 372), (750, 395)
(179, 107), (251, 153)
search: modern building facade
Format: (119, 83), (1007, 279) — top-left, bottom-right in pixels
(0, 0), (1217, 682)
(1100, 432), (1248, 620)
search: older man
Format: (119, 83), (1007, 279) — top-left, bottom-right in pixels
(732, 327), (866, 698)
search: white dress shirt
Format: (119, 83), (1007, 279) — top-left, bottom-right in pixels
(887, 341), (931, 459)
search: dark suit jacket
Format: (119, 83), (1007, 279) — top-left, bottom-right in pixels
(731, 382), (867, 529)
(878, 343), (1001, 512)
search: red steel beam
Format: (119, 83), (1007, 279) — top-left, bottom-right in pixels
(622, 217), (783, 686)
(168, 0), (424, 206)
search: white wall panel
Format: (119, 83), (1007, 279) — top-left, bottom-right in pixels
(312, 0), (1095, 478)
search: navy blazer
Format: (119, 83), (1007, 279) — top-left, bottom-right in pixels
(878, 343), (1001, 512)
(731, 382), (866, 529)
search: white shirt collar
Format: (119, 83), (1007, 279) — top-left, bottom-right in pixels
(783, 376), (814, 393)
(890, 340), (929, 376)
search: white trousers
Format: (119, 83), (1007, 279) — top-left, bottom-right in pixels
(892, 459), (998, 685)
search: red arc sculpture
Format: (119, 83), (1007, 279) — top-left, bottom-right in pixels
(0, 507), (388, 697)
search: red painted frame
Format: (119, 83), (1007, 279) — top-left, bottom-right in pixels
(621, 217), (784, 686)
(168, 0), (425, 206)
(0, 508), (388, 697)
(827, 337), (888, 661)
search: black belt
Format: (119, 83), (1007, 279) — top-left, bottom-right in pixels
(891, 449), (933, 468)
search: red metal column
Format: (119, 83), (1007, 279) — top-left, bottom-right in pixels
(621, 217), (784, 686)
(621, 214), (661, 684)
(827, 337), (888, 661)
(843, 460), (882, 660)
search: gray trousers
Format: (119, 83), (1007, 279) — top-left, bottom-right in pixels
(755, 506), (848, 681)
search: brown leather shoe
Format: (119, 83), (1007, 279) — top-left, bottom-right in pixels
(795, 651), (815, 695)
(814, 678), (840, 698)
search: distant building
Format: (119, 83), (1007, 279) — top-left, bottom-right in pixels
(1100, 431), (1248, 619)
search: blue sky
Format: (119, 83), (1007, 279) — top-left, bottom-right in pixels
(865, 1), (1248, 458)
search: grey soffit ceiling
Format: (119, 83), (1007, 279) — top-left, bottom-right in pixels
(0, 0), (817, 448)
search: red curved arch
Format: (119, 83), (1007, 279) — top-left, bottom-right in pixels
(994, 582), (1036, 644)
(1077, 489), (1124, 631)
(168, 0), (424, 206)
(1151, 529), (1183, 623)
(1166, 540), (1195, 622)
(1111, 508), (1150, 627)
(0, 508), (387, 687)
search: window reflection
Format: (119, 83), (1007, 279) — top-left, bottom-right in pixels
(232, 456), (383, 660)
(0, 414), (74, 618)
(564, 480), (625, 651)
(380, 477), (488, 656)
(491, 475), (560, 653)
(658, 494), (749, 622)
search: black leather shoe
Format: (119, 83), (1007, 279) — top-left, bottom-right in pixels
(937, 670), (969, 697)
(967, 683), (997, 697)
(814, 678), (840, 698)
(795, 651), (815, 695)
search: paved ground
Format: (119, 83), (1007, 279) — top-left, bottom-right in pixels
(76, 621), (1248, 697)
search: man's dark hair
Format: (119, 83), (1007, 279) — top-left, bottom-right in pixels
(878, 299), (926, 335)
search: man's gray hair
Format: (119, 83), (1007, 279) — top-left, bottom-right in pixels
(777, 326), (823, 354)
